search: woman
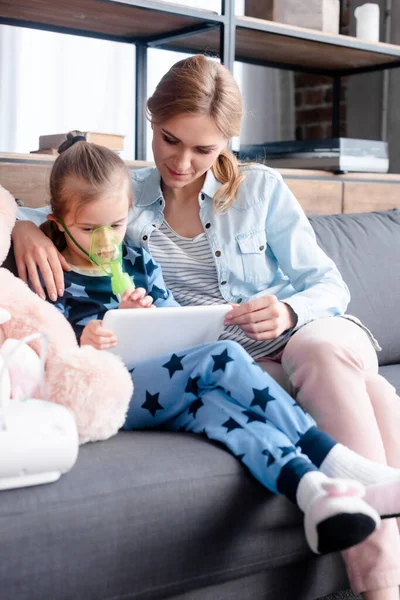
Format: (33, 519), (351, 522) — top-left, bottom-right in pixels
(12, 55), (400, 599)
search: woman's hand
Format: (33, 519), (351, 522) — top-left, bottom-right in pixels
(224, 295), (297, 341)
(12, 220), (71, 301)
(80, 320), (117, 350)
(119, 287), (155, 310)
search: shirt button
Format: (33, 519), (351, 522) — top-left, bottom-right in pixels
(205, 222), (211, 229)
(143, 235), (148, 241)
(200, 193), (205, 201)
(215, 250), (221, 257)
(221, 280), (227, 285)
(237, 297), (243, 304)
(152, 224), (156, 227)
(259, 245), (265, 251)
(159, 200), (162, 205)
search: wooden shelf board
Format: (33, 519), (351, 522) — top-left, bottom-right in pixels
(235, 19), (400, 72)
(2, 3), (400, 73)
(166, 16), (400, 72)
(0, 0), (215, 40)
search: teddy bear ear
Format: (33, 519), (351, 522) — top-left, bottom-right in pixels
(0, 185), (18, 266)
(0, 308), (11, 325)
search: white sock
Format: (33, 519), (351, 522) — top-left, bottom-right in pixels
(295, 471), (380, 554)
(296, 471), (330, 512)
(320, 444), (399, 486)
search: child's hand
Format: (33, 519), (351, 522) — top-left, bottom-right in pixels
(119, 287), (155, 310)
(80, 320), (117, 350)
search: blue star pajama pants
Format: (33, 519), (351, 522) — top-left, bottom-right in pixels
(123, 340), (337, 504)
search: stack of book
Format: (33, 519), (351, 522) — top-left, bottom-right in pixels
(239, 138), (389, 174)
(30, 131), (125, 155)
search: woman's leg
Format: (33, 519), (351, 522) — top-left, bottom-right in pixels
(123, 340), (379, 554)
(281, 317), (400, 596)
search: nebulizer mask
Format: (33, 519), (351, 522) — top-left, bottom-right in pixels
(60, 221), (135, 298)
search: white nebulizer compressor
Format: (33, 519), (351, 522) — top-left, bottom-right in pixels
(0, 329), (79, 491)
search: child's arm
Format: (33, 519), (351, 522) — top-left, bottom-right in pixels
(141, 249), (180, 308)
(123, 245), (180, 308)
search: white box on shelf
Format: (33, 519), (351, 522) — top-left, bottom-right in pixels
(273, 0), (340, 34)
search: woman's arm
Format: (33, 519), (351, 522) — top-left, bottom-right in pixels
(12, 208), (70, 300)
(227, 171), (349, 340)
(262, 172), (350, 325)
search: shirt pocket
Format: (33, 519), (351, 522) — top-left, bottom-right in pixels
(236, 229), (269, 285)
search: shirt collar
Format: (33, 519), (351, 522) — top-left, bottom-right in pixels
(133, 167), (223, 207)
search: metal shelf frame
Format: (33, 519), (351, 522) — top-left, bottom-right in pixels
(1, 0), (400, 155)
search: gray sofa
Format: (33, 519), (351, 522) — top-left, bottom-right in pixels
(2, 209), (400, 600)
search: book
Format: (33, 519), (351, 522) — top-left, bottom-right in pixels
(239, 138), (389, 174)
(30, 148), (59, 155)
(38, 131), (125, 151)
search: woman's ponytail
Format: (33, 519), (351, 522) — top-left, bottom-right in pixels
(212, 148), (244, 212)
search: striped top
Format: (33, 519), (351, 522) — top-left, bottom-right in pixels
(149, 220), (292, 360)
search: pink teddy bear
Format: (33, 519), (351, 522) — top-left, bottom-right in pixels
(0, 186), (133, 443)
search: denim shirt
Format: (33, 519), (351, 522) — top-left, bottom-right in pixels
(17, 164), (350, 329)
(125, 165), (350, 329)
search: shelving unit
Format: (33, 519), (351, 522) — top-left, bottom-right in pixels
(1, 0), (400, 159)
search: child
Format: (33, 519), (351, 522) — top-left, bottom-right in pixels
(39, 132), (400, 556)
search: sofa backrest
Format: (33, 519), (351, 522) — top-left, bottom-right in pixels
(309, 210), (400, 366)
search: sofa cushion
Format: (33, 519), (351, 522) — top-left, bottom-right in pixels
(379, 364), (400, 392)
(309, 210), (400, 366)
(0, 431), (348, 600)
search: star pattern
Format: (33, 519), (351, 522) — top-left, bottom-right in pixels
(188, 398), (204, 418)
(185, 376), (201, 397)
(242, 410), (267, 424)
(262, 449), (276, 467)
(149, 284), (168, 302)
(279, 446), (295, 458)
(222, 417), (243, 433)
(233, 452), (245, 462)
(292, 401), (307, 414)
(132, 253), (146, 276)
(212, 348), (234, 372)
(251, 387), (276, 412)
(145, 259), (158, 277)
(162, 353), (185, 378)
(141, 391), (164, 416)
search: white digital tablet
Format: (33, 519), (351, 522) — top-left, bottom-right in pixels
(102, 304), (231, 368)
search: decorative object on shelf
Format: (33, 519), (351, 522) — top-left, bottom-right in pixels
(354, 3), (380, 42)
(37, 131), (125, 153)
(246, 0), (340, 34)
(239, 138), (389, 174)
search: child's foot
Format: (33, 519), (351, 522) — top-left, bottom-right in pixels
(320, 445), (400, 518)
(304, 479), (380, 554)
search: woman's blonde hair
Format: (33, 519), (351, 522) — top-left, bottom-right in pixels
(40, 130), (131, 250)
(147, 54), (244, 211)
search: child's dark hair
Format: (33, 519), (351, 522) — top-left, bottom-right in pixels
(40, 130), (131, 251)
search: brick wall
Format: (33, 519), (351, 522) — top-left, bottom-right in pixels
(295, 0), (350, 140)
(295, 74), (347, 140)
(244, 0), (351, 142)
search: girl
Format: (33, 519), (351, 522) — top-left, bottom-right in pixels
(12, 56), (400, 598)
(31, 134), (400, 560)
